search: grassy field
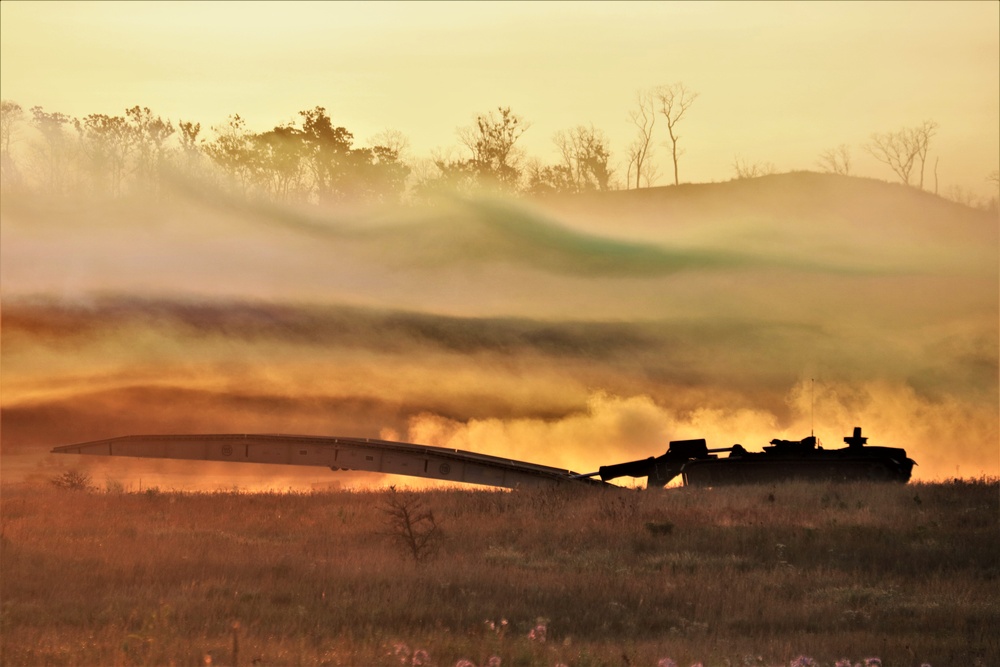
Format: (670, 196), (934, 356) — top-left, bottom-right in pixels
(1, 477), (997, 667)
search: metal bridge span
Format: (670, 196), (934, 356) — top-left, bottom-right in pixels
(52, 433), (603, 489)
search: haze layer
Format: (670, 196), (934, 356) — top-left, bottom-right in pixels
(2, 172), (996, 487)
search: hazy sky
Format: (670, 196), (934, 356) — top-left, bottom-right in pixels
(2, 1), (998, 194)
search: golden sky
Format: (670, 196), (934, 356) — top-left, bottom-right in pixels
(0, 0), (1000, 194)
(2, 1), (998, 194)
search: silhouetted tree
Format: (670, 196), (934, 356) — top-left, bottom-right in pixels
(177, 120), (203, 173)
(732, 156), (776, 179)
(986, 170), (999, 213)
(0, 100), (24, 189)
(949, 171), (1000, 213)
(554, 125), (614, 191)
(253, 123), (307, 201)
(369, 129), (409, 160)
(412, 150), (479, 198)
(524, 160), (576, 196)
(365, 129), (412, 203)
(126, 106), (175, 195)
(817, 144), (852, 175)
(361, 143), (411, 204)
(50, 469), (94, 491)
(865, 120), (937, 189)
(297, 106), (358, 203)
(625, 90), (658, 189)
(458, 107), (529, 191)
(381, 487), (441, 564)
(654, 82), (698, 185)
(294, 108), (412, 204)
(30, 106), (76, 195)
(78, 113), (135, 197)
(205, 114), (258, 196)
(910, 121), (937, 190)
(943, 184), (984, 209)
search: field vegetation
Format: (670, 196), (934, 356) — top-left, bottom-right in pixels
(1, 477), (997, 667)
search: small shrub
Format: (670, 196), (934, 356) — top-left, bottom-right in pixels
(50, 469), (94, 491)
(645, 520), (674, 536)
(381, 486), (442, 564)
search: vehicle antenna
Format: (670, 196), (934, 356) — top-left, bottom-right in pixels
(810, 378), (815, 438)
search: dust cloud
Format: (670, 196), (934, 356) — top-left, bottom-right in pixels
(2, 172), (996, 488)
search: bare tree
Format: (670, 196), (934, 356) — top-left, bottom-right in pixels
(943, 184), (982, 209)
(910, 121), (937, 190)
(368, 129), (410, 161)
(380, 487), (441, 564)
(865, 130), (914, 185)
(864, 120), (938, 189)
(653, 82), (698, 185)
(732, 155), (776, 179)
(458, 106), (529, 191)
(817, 144), (852, 175)
(625, 90), (658, 189)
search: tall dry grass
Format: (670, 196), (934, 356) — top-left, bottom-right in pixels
(1, 478), (997, 666)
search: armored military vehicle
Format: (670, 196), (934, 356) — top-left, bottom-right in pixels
(590, 427), (916, 487)
(54, 425), (914, 489)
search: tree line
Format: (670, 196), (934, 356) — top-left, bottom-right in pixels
(0, 102), (413, 205)
(1, 91), (996, 210)
(0, 99), (634, 204)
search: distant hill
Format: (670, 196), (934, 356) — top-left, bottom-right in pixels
(532, 171), (996, 244)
